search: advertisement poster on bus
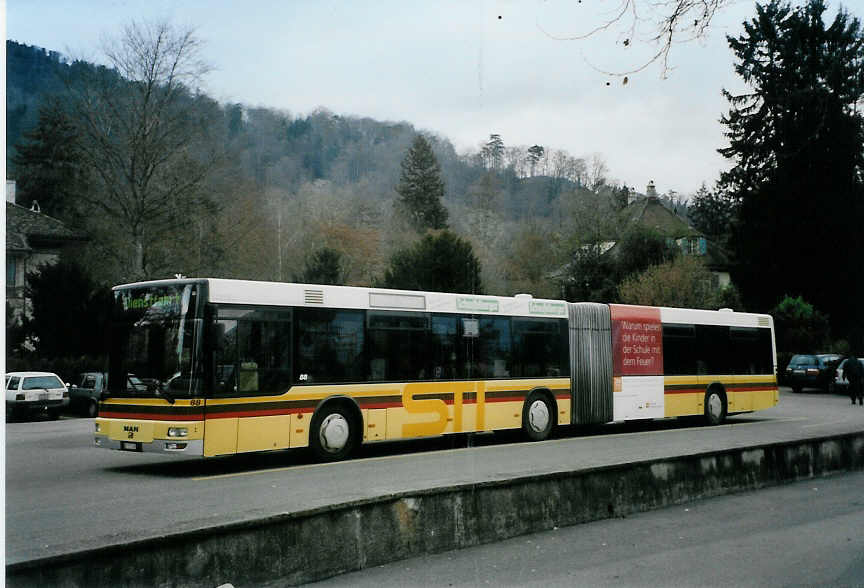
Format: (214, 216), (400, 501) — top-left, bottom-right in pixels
(610, 304), (663, 376)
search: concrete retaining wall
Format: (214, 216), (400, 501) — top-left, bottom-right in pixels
(9, 432), (864, 587)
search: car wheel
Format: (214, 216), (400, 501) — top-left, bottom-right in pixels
(704, 387), (727, 426)
(310, 404), (357, 462)
(48, 409), (60, 420)
(522, 392), (554, 441)
(87, 399), (98, 418)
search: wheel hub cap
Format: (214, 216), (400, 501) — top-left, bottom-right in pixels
(528, 400), (550, 433)
(320, 414), (349, 453)
(708, 393), (722, 417)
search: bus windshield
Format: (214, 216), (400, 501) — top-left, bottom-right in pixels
(108, 283), (203, 398)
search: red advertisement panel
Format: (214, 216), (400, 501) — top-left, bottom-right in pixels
(610, 305), (663, 376)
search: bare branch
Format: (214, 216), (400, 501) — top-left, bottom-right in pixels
(538, 0), (730, 78)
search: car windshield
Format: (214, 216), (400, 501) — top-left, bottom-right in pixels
(108, 284), (203, 398)
(22, 375), (63, 390)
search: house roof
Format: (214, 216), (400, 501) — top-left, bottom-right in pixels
(609, 196), (731, 271)
(6, 202), (87, 252)
(620, 196), (700, 239)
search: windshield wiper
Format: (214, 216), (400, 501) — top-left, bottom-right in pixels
(155, 383), (175, 405)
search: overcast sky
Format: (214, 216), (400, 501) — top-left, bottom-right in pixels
(6, 0), (794, 197)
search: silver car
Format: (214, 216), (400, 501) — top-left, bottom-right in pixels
(5, 371), (69, 421)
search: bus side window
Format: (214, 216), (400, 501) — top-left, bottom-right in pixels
(295, 309), (365, 384)
(367, 311), (429, 382)
(477, 317), (511, 379)
(430, 315), (461, 380)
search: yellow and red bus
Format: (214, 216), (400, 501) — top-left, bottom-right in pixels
(94, 278), (778, 460)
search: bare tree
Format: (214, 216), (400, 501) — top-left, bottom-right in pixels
(588, 154), (609, 191)
(538, 0), (728, 77)
(64, 19), (217, 279)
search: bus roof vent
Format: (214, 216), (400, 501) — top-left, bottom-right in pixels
(758, 316), (770, 327)
(514, 294), (533, 301)
(305, 289), (325, 304)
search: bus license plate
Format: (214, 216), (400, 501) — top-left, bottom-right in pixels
(121, 441), (141, 452)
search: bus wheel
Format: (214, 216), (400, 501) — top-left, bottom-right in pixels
(522, 392), (554, 441)
(310, 405), (356, 461)
(704, 387), (727, 426)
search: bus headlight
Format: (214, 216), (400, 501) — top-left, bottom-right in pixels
(167, 427), (188, 438)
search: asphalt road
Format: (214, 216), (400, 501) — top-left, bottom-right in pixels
(6, 388), (864, 565)
(316, 470), (864, 587)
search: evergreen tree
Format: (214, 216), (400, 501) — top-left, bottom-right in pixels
(688, 182), (735, 239)
(527, 145), (545, 177)
(24, 260), (111, 359)
(614, 226), (679, 279)
(770, 295), (831, 353)
(482, 134), (505, 170)
(395, 135), (449, 232)
(295, 248), (345, 285)
(380, 231), (483, 294)
(718, 0), (864, 342)
(11, 100), (88, 219)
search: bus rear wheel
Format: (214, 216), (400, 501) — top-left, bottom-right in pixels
(310, 405), (357, 461)
(704, 387), (727, 426)
(522, 392), (554, 441)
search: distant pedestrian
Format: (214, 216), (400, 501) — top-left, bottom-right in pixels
(845, 354), (863, 406)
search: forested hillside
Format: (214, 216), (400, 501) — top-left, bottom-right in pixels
(6, 38), (652, 298)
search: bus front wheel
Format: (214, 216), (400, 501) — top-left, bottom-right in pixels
(704, 387), (727, 426)
(310, 404), (357, 461)
(522, 392), (554, 441)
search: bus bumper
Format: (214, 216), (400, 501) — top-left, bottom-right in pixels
(94, 436), (204, 455)
(93, 418), (204, 456)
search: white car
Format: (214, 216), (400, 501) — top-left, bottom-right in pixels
(833, 358), (864, 394)
(5, 371), (69, 421)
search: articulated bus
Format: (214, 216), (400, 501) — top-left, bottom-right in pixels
(94, 278), (778, 460)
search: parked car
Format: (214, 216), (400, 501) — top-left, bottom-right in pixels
(785, 354), (842, 393)
(5, 371), (69, 421)
(831, 357), (864, 394)
(69, 372), (148, 417)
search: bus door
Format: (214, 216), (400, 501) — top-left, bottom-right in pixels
(204, 317), (240, 456)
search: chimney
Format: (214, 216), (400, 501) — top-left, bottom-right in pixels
(6, 179), (16, 204)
